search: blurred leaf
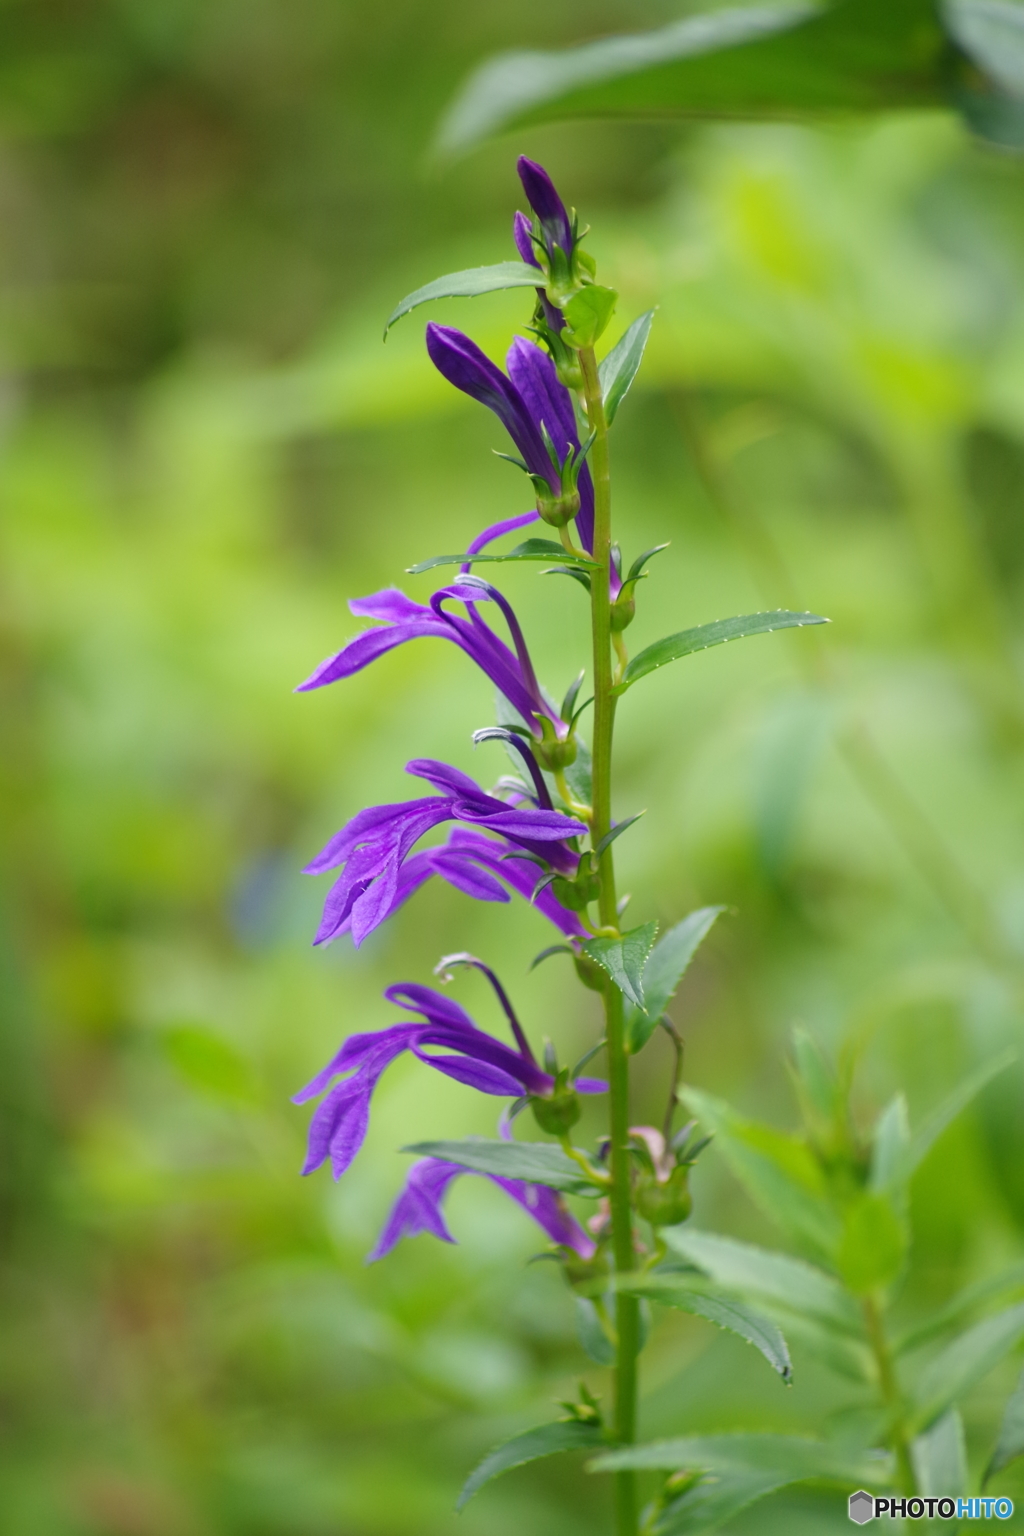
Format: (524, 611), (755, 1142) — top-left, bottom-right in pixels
(904, 1051), (1016, 1183)
(575, 1297), (616, 1365)
(911, 1302), (1024, 1431)
(894, 1261), (1024, 1355)
(835, 1192), (907, 1295)
(437, 0), (953, 156)
(912, 1408), (967, 1498)
(986, 1366), (1024, 1483)
(789, 1025), (839, 1129)
(407, 538), (599, 574)
(624, 907), (725, 1054)
(679, 1087), (841, 1259)
(612, 612), (828, 695)
(870, 1094), (911, 1205)
(663, 1227), (862, 1335)
(161, 1025), (257, 1104)
(599, 310), (655, 426)
(946, 0), (1024, 96)
(622, 1275), (792, 1380)
(383, 262), (542, 336)
(402, 1138), (601, 1194)
(590, 1434), (890, 1533)
(457, 1417), (604, 1509)
(581, 920), (658, 1009)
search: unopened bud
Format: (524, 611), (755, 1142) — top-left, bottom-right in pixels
(536, 487), (581, 529)
(634, 1165), (693, 1228)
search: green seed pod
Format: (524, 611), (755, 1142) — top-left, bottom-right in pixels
(531, 1083), (581, 1136)
(634, 1165), (693, 1228)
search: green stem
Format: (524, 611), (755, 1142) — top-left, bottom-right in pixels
(580, 344), (638, 1536)
(862, 1294), (915, 1496)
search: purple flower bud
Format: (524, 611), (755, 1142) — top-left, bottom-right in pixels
(517, 156), (574, 261)
(513, 210), (540, 269)
(425, 324), (593, 552)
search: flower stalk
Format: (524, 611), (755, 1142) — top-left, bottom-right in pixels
(580, 340), (639, 1536)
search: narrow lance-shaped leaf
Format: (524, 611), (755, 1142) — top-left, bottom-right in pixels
(625, 906), (724, 1054)
(458, 1418), (604, 1510)
(621, 1274), (792, 1382)
(894, 1260), (1024, 1356)
(912, 1408), (967, 1499)
(407, 538), (599, 575)
(589, 1434), (892, 1536)
(613, 611), (829, 695)
(911, 1301), (1024, 1432)
(986, 1366), (1024, 1484)
(664, 1226), (863, 1335)
(403, 1138), (603, 1195)
(384, 261), (545, 336)
(581, 920), (658, 1009)
(678, 1087), (842, 1261)
(599, 310), (655, 425)
(902, 1050), (1016, 1184)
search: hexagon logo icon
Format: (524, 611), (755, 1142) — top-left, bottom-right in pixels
(848, 1490), (874, 1524)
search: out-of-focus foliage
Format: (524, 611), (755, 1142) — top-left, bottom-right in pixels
(5, 2), (1024, 1532)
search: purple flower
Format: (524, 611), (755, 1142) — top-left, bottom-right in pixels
(304, 757), (585, 946)
(425, 324), (594, 552)
(517, 156), (574, 264)
(296, 576), (569, 742)
(293, 982), (606, 1179)
(368, 1154), (595, 1262)
(353, 826), (588, 941)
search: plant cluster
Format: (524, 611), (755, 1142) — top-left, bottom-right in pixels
(293, 159), (1024, 1533)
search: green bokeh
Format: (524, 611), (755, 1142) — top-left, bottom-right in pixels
(5, 3), (1024, 1531)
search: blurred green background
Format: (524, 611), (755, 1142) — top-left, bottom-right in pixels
(6, 1), (1024, 1531)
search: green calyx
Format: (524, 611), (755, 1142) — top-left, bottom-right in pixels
(531, 1067), (581, 1136)
(550, 850), (601, 912)
(634, 1165), (693, 1228)
(531, 713), (578, 771)
(535, 485), (581, 529)
(573, 951), (608, 992)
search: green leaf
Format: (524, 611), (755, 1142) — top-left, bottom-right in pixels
(835, 1192), (907, 1295)
(384, 261), (542, 336)
(894, 1261), (1024, 1356)
(903, 1050), (1016, 1183)
(945, 0), (1024, 149)
(457, 1418), (603, 1510)
(598, 310), (655, 425)
(407, 537), (599, 575)
(869, 1093), (911, 1204)
(561, 284), (618, 348)
(678, 1087), (841, 1260)
(912, 1408), (967, 1499)
(402, 1138), (601, 1195)
(613, 611), (829, 694)
(625, 907), (724, 1053)
(664, 1227), (862, 1334)
(590, 1434), (891, 1534)
(436, 0), (947, 156)
(575, 1297), (616, 1365)
(623, 1276), (792, 1381)
(946, 0), (1024, 98)
(581, 920), (658, 1009)
(911, 1302), (1024, 1432)
(986, 1366), (1024, 1483)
